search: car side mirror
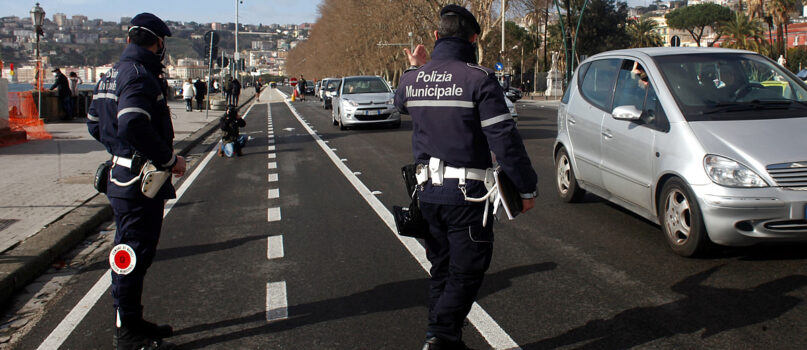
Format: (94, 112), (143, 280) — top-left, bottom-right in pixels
(612, 105), (642, 121)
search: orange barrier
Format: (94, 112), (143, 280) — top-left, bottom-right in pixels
(7, 91), (52, 141)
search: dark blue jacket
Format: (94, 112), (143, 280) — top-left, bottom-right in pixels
(394, 37), (537, 204)
(87, 43), (177, 200)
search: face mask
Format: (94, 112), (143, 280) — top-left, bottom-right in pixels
(155, 40), (167, 62)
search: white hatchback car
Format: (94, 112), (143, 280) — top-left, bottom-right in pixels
(555, 48), (807, 257)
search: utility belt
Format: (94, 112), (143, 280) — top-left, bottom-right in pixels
(415, 157), (504, 227)
(102, 153), (171, 198)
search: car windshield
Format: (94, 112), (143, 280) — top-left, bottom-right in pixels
(326, 80), (340, 90)
(342, 78), (390, 94)
(654, 53), (807, 120)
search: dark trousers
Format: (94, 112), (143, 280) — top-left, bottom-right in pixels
(184, 98), (193, 111)
(196, 97), (205, 110)
(109, 196), (165, 325)
(232, 93), (240, 106)
(61, 95), (73, 120)
(420, 201), (493, 342)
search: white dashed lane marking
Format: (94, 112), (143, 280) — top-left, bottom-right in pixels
(268, 174), (278, 182)
(268, 162), (277, 169)
(266, 281), (288, 321)
(267, 235), (284, 260)
(268, 189), (279, 199)
(268, 153), (276, 159)
(268, 207), (281, 222)
(268, 146), (275, 151)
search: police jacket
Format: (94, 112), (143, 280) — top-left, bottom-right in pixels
(394, 37), (537, 205)
(87, 43), (177, 200)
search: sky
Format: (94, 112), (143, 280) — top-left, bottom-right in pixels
(6, 0), (323, 26)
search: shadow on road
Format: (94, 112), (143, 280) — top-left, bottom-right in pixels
(520, 266), (807, 350)
(173, 262), (557, 349)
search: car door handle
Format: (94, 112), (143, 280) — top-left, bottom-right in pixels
(602, 129), (613, 139)
(568, 117), (576, 125)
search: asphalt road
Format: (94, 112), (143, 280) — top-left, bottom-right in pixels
(12, 87), (807, 349)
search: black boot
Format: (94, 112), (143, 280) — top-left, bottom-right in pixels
(422, 337), (471, 350)
(114, 325), (176, 350)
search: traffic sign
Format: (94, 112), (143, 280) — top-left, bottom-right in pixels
(290, 77), (298, 87)
(495, 62), (504, 71)
(109, 244), (136, 275)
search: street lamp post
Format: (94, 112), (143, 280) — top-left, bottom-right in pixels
(30, 2), (45, 121)
(235, 0), (242, 76)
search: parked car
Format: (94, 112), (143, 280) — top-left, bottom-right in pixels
(555, 47), (807, 257)
(505, 87), (522, 102)
(318, 77), (337, 101)
(331, 75), (400, 129)
(322, 78), (341, 109)
(504, 92), (518, 124)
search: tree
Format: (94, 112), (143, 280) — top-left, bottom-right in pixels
(665, 3), (733, 47)
(628, 17), (663, 48)
(563, 0), (631, 58)
(768, 0), (798, 57)
(721, 12), (767, 54)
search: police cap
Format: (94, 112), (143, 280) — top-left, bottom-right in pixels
(130, 13), (172, 38)
(440, 4), (481, 35)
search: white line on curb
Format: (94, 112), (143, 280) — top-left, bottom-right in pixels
(276, 90), (522, 350)
(266, 281), (288, 321)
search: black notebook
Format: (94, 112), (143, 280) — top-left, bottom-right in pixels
(495, 168), (523, 220)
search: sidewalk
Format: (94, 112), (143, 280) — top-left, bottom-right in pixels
(0, 89), (255, 304)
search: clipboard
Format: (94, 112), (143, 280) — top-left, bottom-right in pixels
(494, 168), (523, 220)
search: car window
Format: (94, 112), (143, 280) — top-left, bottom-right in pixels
(613, 60), (648, 111)
(643, 85), (670, 132)
(655, 53), (807, 120)
(579, 58), (620, 111)
(343, 78), (391, 94)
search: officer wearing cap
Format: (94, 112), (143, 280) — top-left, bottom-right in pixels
(394, 4), (537, 349)
(87, 12), (184, 350)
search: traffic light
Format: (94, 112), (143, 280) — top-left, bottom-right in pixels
(216, 56), (230, 68)
(204, 31), (220, 67)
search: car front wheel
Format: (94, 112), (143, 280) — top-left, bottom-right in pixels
(658, 178), (711, 257)
(555, 148), (585, 202)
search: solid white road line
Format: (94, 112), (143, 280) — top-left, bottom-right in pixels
(268, 207), (281, 222)
(266, 281), (288, 321)
(268, 174), (279, 182)
(268, 189), (280, 199)
(268, 162), (277, 169)
(277, 89), (522, 350)
(36, 102), (240, 348)
(267, 235), (284, 260)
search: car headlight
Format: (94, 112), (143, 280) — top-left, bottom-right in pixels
(346, 100), (358, 107)
(509, 106), (516, 114)
(387, 98), (395, 104)
(703, 155), (768, 187)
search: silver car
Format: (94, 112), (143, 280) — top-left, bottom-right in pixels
(555, 48), (807, 257)
(332, 76), (401, 129)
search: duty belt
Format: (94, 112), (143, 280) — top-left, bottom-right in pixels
(417, 157), (499, 226)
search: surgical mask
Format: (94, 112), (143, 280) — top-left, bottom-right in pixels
(156, 43), (167, 62)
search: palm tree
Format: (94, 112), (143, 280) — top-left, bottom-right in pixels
(627, 18), (663, 48)
(768, 0), (797, 57)
(722, 12), (768, 54)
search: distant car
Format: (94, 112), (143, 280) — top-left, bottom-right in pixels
(556, 47), (807, 257)
(322, 78), (341, 110)
(305, 84), (315, 95)
(504, 92), (518, 124)
(331, 75), (400, 129)
(505, 87), (522, 102)
(318, 77), (337, 101)
(270, 82), (277, 88)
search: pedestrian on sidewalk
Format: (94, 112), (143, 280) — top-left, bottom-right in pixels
(394, 5), (537, 349)
(223, 76), (233, 105)
(69, 71), (83, 118)
(50, 68), (72, 120)
(218, 104), (247, 157)
(298, 74), (307, 101)
(193, 78), (207, 110)
(86, 12), (185, 350)
(232, 78), (241, 105)
(254, 81), (262, 102)
(182, 79), (195, 111)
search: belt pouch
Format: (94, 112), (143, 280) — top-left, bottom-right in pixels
(140, 163), (171, 198)
(93, 160), (112, 193)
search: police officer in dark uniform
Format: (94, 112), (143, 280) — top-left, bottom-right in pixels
(394, 5), (537, 349)
(86, 12), (185, 350)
